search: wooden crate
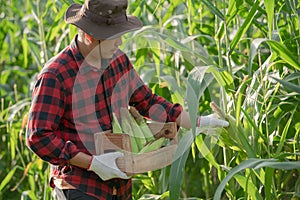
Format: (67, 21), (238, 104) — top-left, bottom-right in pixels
(94, 122), (178, 174)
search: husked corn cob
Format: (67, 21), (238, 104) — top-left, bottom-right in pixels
(139, 137), (166, 153)
(112, 112), (122, 134)
(129, 106), (154, 142)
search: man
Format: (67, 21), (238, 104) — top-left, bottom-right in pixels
(26, 0), (229, 199)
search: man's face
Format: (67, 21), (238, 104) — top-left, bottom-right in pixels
(99, 37), (122, 59)
(88, 36), (122, 60)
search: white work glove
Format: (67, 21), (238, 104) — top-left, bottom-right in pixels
(88, 152), (129, 181)
(197, 114), (229, 128)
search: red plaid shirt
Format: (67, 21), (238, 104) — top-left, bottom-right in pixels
(26, 36), (182, 199)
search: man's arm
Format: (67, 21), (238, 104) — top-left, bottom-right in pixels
(26, 72), (80, 165)
(70, 151), (129, 181)
(70, 152), (92, 169)
(175, 110), (192, 129)
(176, 110), (229, 129)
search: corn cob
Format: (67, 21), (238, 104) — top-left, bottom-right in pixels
(119, 107), (171, 154)
(129, 114), (148, 150)
(139, 137), (166, 153)
(112, 112), (122, 134)
(120, 107), (139, 153)
(121, 107), (147, 151)
(129, 106), (154, 142)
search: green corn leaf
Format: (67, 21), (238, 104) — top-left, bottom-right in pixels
(235, 76), (250, 126)
(264, 0), (275, 39)
(275, 110), (294, 157)
(195, 134), (220, 170)
(241, 108), (268, 143)
(186, 66), (216, 137)
(200, 0), (224, 20)
(112, 112), (122, 134)
(215, 22), (225, 41)
(210, 102), (256, 158)
(248, 38), (268, 73)
(254, 161), (300, 170)
(169, 130), (194, 200)
(214, 158), (300, 200)
(0, 166), (17, 191)
(229, 0), (260, 54)
(267, 40), (300, 71)
(226, 0), (243, 23)
(234, 174), (263, 200)
(264, 168), (275, 200)
(271, 76), (300, 95)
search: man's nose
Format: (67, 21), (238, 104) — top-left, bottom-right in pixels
(115, 37), (122, 46)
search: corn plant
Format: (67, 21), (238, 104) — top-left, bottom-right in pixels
(126, 0), (300, 199)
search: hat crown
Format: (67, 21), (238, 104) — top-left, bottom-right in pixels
(85, 0), (127, 17)
(65, 0), (142, 39)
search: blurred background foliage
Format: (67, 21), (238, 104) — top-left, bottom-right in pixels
(1, 0), (300, 199)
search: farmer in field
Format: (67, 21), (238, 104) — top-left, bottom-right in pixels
(26, 0), (229, 199)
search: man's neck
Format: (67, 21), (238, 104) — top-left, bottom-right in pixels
(77, 37), (102, 68)
(77, 36), (91, 59)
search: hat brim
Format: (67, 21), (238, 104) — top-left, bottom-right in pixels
(65, 4), (143, 40)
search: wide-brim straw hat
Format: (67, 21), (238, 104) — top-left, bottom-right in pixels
(65, 0), (143, 40)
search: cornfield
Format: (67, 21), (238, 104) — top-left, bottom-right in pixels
(0, 0), (300, 199)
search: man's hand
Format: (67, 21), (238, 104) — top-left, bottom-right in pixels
(88, 152), (129, 181)
(197, 114), (229, 128)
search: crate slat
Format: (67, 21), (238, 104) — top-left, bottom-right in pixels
(94, 122), (178, 174)
(116, 144), (177, 174)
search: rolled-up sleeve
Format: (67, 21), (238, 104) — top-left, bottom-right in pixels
(26, 72), (79, 165)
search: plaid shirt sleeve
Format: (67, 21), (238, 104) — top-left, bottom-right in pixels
(26, 71), (80, 165)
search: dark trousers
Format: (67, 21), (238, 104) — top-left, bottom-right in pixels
(53, 187), (119, 200)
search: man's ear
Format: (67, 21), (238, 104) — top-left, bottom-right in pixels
(85, 33), (93, 43)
